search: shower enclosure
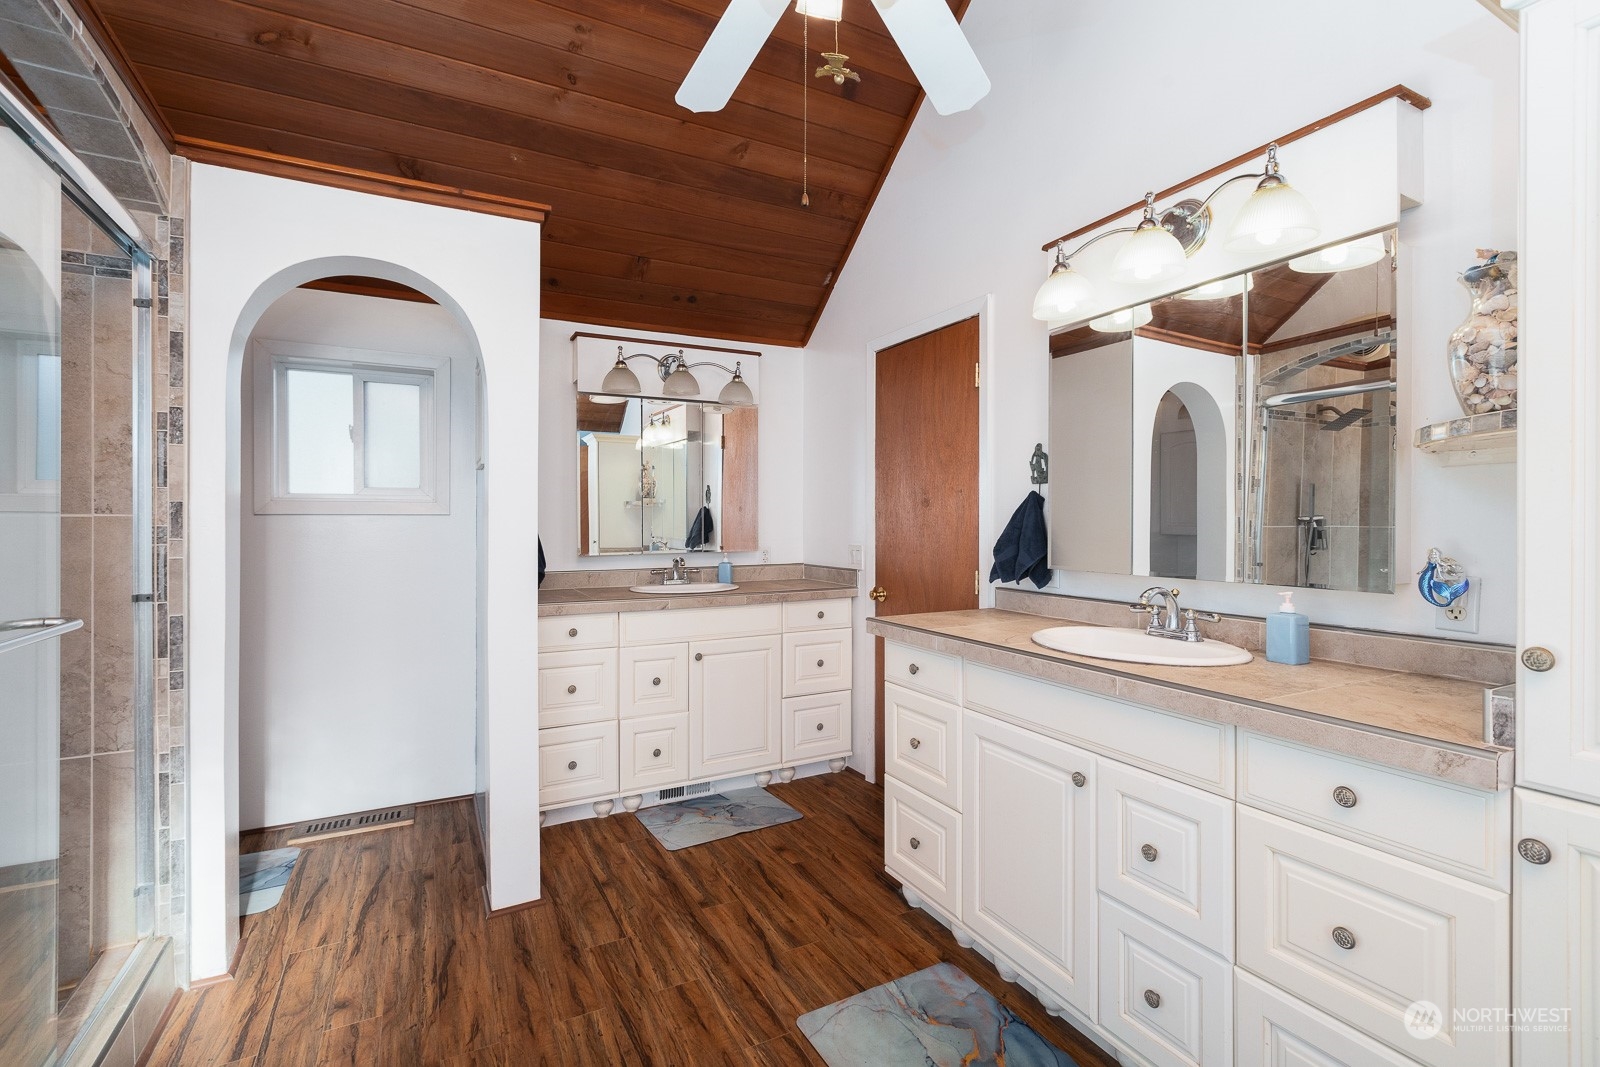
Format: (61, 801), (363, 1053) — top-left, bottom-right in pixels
(1, 83), (156, 1066)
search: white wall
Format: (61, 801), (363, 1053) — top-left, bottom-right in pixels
(806, 0), (1518, 660)
(187, 165), (542, 982)
(237, 288), (477, 830)
(539, 317), (806, 572)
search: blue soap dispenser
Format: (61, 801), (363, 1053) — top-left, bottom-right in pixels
(717, 553), (733, 584)
(1266, 591), (1310, 664)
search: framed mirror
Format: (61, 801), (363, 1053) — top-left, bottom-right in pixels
(1047, 228), (1396, 593)
(576, 393), (758, 555)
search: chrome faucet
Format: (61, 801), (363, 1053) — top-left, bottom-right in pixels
(1130, 586), (1220, 643)
(651, 556), (691, 585)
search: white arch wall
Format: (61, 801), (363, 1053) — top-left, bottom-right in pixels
(187, 164), (542, 981)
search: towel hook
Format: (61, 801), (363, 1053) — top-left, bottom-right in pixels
(1029, 443), (1049, 487)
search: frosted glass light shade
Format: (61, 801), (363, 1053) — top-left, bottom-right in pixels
(1224, 180), (1319, 252)
(1032, 263), (1094, 321)
(1288, 233), (1387, 274)
(795, 0), (842, 18)
(663, 365), (702, 397)
(718, 365), (754, 406)
(1109, 224), (1186, 284)
(601, 360), (642, 394)
(1088, 303), (1153, 333)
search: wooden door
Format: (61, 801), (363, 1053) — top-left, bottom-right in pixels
(720, 407), (759, 551)
(689, 634), (781, 778)
(1517, 0), (1600, 803)
(962, 710), (1096, 1016)
(874, 316), (980, 780)
(1514, 787), (1600, 1066)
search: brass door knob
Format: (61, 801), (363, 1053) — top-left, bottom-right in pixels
(869, 586), (888, 602)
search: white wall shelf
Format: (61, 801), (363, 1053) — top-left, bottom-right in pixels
(1414, 410), (1516, 466)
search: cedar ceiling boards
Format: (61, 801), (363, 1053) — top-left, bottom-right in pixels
(80, 0), (971, 345)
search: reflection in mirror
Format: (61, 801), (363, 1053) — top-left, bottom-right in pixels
(1047, 228), (1397, 594)
(576, 393), (757, 555)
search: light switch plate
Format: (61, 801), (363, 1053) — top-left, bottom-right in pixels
(849, 544), (863, 569)
(1436, 576), (1481, 634)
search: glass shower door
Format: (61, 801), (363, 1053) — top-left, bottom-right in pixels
(0, 116), (69, 1067)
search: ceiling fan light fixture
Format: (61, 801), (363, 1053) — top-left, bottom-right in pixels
(795, 0), (843, 19)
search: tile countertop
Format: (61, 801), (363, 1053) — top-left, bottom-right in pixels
(868, 608), (1512, 791)
(538, 578), (857, 616)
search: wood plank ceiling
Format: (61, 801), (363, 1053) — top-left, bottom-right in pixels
(79, 0), (970, 346)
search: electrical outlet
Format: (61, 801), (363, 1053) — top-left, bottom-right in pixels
(1436, 576), (1481, 634)
(849, 544), (863, 569)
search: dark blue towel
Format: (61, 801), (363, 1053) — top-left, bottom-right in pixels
(685, 506), (715, 550)
(989, 490), (1051, 589)
(537, 537), (546, 586)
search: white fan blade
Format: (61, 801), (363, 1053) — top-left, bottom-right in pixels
(870, 0), (990, 115)
(676, 0), (789, 113)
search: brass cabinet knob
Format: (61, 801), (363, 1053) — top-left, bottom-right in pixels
(1332, 786), (1358, 808)
(567, 685), (577, 695)
(1143, 989), (1161, 1009)
(568, 627), (578, 638)
(1331, 926), (1357, 950)
(1523, 646), (1556, 672)
(1140, 844), (1158, 863)
(869, 586), (888, 602)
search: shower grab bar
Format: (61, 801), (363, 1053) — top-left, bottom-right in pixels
(0, 617), (84, 657)
(1263, 380), (1396, 408)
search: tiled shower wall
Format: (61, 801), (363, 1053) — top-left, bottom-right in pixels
(54, 156), (189, 990)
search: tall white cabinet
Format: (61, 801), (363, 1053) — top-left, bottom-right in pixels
(1510, 0), (1600, 1062)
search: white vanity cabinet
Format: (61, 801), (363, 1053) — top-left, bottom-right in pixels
(879, 637), (1512, 1067)
(538, 599), (853, 815)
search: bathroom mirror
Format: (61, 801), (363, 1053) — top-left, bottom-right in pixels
(1047, 228), (1396, 593)
(576, 393), (758, 555)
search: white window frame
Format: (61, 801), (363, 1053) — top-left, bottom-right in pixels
(252, 338), (451, 515)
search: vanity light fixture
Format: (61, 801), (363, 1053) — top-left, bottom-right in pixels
(599, 346), (756, 406)
(1288, 232), (1388, 274)
(1031, 142), (1319, 321)
(1088, 303), (1153, 333)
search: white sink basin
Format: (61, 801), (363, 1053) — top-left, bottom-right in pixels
(628, 582), (740, 595)
(1031, 625), (1252, 666)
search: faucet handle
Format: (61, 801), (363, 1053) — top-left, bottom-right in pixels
(1185, 609), (1221, 623)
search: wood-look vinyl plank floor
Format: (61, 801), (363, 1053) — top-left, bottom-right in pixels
(146, 771), (1118, 1067)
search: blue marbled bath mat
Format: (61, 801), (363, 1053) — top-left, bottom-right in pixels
(798, 962), (1078, 1067)
(635, 787), (802, 851)
(239, 847), (300, 916)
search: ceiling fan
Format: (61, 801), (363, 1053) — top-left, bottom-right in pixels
(676, 0), (990, 117)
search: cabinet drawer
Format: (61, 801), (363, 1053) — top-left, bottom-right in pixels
(884, 641), (960, 703)
(885, 683), (960, 809)
(782, 599), (851, 631)
(781, 629), (852, 697)
(619, 643), (689, 718)
(885, 776), (961, 918)
(539, 721), (619, 808)
(1235, 970), (1426, 1067)
(621, 603), (781, 644)
(537, 648), (618, 728)
(1238, 732), (1510, 889)
(1098, 897), (1232, 1067)
(1236, 808), (1509, 1067)
(1097, 758), (1234, 957)
(619, 713), (689, 792)
(538, 613), (618, 651)
(963, 662), (1232, 794)
(783, 692), (851, 763)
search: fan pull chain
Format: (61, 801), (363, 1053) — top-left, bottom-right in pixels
(801, 12), (810, 208)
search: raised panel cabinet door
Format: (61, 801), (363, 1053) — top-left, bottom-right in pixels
(1514, 787), (1600, 1066)
(961, 709), (1095, 1016)
(1235, 970), (1424, 1067)
(782, 691), (851, 763)
(689, 634), (782, 779)
(1516, 0), (1600, 803)
(618, 642), (689, 718)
